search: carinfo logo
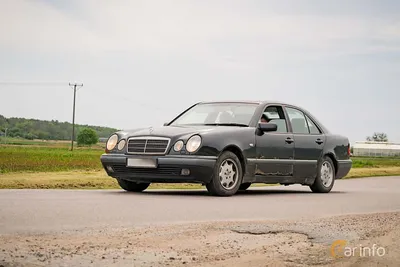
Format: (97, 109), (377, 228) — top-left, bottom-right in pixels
(330, 240), (386, 258)
(330, 240), (348, 258)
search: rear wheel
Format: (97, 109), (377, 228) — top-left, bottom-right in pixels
(206, 151), (243, 196)
(239, 182), (251, 191)
(310, 156), (335, 193)
(117, 179), (150, 192)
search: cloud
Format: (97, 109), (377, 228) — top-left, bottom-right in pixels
(0, 1), (399, 143)
(2, 0), (399, 60)
(0, 0), (107, 54)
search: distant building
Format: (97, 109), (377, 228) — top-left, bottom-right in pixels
(353, 141), (400, 157)
(99, 137), (108, 143)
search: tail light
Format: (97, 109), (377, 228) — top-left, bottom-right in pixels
(347, 143), (351, 156)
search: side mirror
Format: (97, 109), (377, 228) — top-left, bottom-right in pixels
(163, 122), (169, 126)
(258, 122), (277, 132)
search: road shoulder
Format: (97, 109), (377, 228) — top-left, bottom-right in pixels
(1, 211), (399, 267)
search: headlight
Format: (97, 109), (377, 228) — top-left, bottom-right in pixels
(173, 140), (184, 152)
(186, 135), (202, 153)
(106, 134), (118, 151)
(117, 139), (126, 150)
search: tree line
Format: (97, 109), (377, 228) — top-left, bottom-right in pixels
(0, 114), (118, 140)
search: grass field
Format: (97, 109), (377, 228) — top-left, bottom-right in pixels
(1, 139), (400, 189)
(0, 146), (103, 173)
(0, 137), (105, 148)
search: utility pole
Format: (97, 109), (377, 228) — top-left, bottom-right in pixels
(3, 128), (7, 144)
(69, 83), (83, 151)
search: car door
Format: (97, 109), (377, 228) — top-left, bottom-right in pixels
(254, 105), (295, 180)
(284, 106), (326, 181)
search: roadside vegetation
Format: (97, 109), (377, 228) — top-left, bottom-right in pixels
(0, 114), (117, 140)
(0, 138), (399, 189)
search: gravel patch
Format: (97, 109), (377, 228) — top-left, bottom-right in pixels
(0, 211), (399, 267)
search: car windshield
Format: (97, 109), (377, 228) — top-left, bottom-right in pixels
(170, 102), (259, 126)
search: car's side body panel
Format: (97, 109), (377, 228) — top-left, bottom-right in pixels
(244, 103), (296, 184)
(186, 128), (256, 158)
(253, 131), (295, 177)
(290, 134), (326, 183)
(187, 128), (258, 181)
(280, 104), (326, 184)
(323, 133), (352, 179)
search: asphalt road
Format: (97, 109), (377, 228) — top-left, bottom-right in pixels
(0, 176), (399, 235)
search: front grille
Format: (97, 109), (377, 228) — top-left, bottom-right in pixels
(127, 137), (170, 154)
(111, 164), (181, 175)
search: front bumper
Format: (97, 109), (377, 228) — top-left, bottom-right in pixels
(100, 154), (217, 183)
(336, 159), (352, 179)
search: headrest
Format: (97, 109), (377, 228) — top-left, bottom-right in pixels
(219, 111), (233, 122)
(269, 119), (287, 133)
(291, 118), (308, 133)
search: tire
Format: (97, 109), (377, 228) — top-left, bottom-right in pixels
(310, 156), (335, 193)
(117, 179), (150, 192)
(206, 151), (243, 196)
(239, 182), (251, 191)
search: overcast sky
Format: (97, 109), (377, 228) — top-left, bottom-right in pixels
(1, 0), (399, 144)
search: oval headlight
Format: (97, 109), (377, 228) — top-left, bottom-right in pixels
(186, 135), (202, 153)
(117, 139), (126, 150)
(106, 134), (118, 151)
(173, 140), (184, 152)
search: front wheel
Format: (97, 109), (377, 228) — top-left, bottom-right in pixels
(310, 156), (335, 193)
(117, 179), (150, 192)
(206, 151), (243, 196)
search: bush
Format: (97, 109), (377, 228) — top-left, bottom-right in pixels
(77, 128), (98, 146)
(24, 133), (37, 140)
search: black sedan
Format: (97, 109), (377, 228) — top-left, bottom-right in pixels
(100, 101), (352, 196)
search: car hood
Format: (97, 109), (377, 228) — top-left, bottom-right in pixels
(117, 125), (241, 140)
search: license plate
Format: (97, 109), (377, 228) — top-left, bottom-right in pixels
(126, 158), (157, 168)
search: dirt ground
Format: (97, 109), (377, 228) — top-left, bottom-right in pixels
(0, 211), (399, 267)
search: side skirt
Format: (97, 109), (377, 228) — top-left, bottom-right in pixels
(243, 158), (317, 185)
(253, 175), (298, 184)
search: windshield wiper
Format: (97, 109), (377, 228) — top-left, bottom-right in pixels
(203, 123), (248, 127)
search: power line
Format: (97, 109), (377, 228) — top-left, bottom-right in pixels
(0, 82), (66, 86)
(69, 82), (83, 151)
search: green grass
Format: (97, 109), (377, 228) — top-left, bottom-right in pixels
(351, 157), (400, 168)
(0, 138), (48, 146)
(0, 137), (70, 146)
(1, 142), (400, 189)
(0, 137), (106, 148)
(0, 146), (103, 173)
(0, 171), (208, 189)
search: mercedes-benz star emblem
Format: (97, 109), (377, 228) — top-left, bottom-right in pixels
(149, 127), (153, 134)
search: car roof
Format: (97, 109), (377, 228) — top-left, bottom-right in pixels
(197, 100), (293, 106)
(196, 100), (310, 117)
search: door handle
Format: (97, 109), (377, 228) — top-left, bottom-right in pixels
(316, 138), (324, 144)
(285, 137), (294, 144)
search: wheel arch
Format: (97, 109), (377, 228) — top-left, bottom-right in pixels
(220, 144), (246, 175)
(323, 152), (338, 176)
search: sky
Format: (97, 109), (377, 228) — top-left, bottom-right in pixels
(0, 0), (399, 144)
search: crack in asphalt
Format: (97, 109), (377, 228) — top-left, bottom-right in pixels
(230, 229), (314, 240)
